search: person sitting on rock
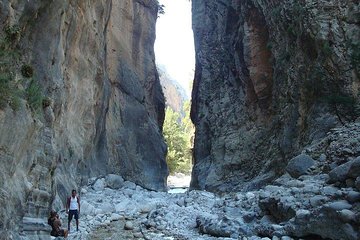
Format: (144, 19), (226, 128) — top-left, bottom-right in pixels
(48, 210), (69, 238)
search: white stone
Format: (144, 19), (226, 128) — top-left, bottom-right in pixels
(124, 221), (134, 230)
(92, 178), (105, 191)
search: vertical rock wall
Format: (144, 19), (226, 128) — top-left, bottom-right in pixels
(0, 0), (167, 236)
(191, 0), (360, 192)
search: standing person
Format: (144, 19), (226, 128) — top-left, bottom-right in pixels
(66, 189), (80, 232)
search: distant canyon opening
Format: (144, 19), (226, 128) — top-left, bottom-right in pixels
(154, 0), (195, 190)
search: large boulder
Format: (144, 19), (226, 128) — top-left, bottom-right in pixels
(92, 178), (105, 191)
(105, 174), (124, 189)
(286, 154), (315, 178)
(328, 157), (360, 183)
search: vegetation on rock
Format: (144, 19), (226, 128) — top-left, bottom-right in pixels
(163, 101), (194, 174)
(0, 25), (43, 112)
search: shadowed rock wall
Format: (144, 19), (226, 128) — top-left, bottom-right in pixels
(0, 0), (167, 236)
(191, 0), (360, 192)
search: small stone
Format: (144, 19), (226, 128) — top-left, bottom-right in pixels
(124, 221), (134, 230)
(323, 186), (341, 197)
(123, 181), (137, 190)
(338, 209), (356, 223)
(281, 237), (293, 240)
(346, 191), (360, 203)
(296, 209), (310, 220)
(133, 232), (143, 238)
(326, 200), (352, 211)
(110, 213), (122, 221)
(310, 195), (329, 207)
(246, 192), (256, 199)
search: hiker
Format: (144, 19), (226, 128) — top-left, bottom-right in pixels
(66, 189), (80, 232)
(48, 210), (69, 238)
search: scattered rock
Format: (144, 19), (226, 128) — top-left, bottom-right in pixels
(105, 174), (124, 189)
(92, 178), (105, 191)
(124, 221), (134, 230)
(338, 209), (356, 223)
(286, 154), (315, 178)
(346, 191), (360, 203)
(123, 181), (137, 190)
(326, 200), (352, 211)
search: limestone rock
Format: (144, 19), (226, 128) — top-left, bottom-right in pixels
(328, 157), (360, 183)
(93, 178), (105, 191)
(124, 221), (134, 230)
(105, 174), (124, 190)
(190, 0), (360, 192)
(286, 154), (315, 178)
(0, 0), (167, 235)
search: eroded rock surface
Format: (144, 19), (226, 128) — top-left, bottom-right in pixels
(0, 0), (167, 237)
(190, 0), (360, 192)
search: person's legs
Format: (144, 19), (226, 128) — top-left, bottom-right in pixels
(68, 211), (74, 231)
(75, 210), (79, 231)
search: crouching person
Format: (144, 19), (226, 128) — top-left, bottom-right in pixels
(48, 210), (69, 238)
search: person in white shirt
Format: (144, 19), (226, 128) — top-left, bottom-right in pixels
(66, 189), (80, 232)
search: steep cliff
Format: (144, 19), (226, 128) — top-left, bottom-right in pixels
(191, 0), (360, 192)
(0, 0), (167, 236)
(158, 65), (188, 114)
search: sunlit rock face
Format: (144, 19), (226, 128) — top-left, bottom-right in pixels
(191, 0), (360, 192)
(0, 0), (167, 237)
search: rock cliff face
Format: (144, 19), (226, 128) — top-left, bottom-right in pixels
(158, 65), (188, 114)
(191, 0), (360, 192)
(0, 0), (167, 236)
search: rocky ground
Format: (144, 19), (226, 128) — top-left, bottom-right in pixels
(21, 123), (360, 240)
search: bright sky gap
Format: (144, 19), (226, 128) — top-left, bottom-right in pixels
(155, 0), (195, 95)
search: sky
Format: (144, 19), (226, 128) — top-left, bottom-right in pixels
(154, 0), (195, 96)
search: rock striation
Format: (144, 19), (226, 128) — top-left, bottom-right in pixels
(0, 0), (167, 237)
(190, 0), (360, 192)
(158, 65), (189, 114)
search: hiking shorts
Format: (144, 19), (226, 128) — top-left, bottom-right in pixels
(68, 210), (79, 221)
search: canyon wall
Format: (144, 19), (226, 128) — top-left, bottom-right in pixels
(191, 0), (360, 192)
(0, 0), (167, 236)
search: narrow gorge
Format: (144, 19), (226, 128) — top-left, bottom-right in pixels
(0, 0), (359, 240)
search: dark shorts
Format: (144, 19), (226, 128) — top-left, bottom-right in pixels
(68, 209), (79, 221)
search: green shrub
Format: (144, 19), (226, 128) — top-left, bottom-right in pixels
(21, 64), (34, 78)
(26, 80), (43, 112)
(4, 25), (21, 44)
(163, 102), (194, 174)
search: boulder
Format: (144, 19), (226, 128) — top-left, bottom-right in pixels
(355, 177), (360, 191)
(328, 157), (360, 183)
(92, 178), (105, 191)
(124, 221), (134, 230)
(348, 157), (360, 178)
(105, 174), (124, 189)
(286, 154), (315, 178)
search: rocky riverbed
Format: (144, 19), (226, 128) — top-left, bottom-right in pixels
(58, 168), (359, 240)
(20, 124), (360, 240)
